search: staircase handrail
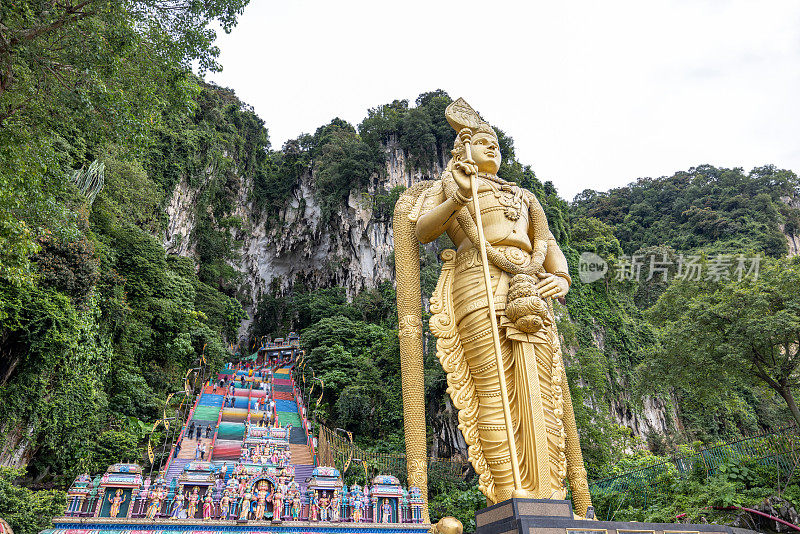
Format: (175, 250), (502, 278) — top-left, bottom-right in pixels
(162, 391), (202, 475)
(246, 378), (253, 432)
(291, 378), (313, 450)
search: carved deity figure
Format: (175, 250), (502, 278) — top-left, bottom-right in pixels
(330, 490), (340, 522)
(380, 499), (392, 523)
(107, 489), (126, 518)
(239, 491), (252, 520)
(219, 491), (231, 520)
(170, 492), (184, 519)
(254, 481), (268, 520)
(394, 99), (591, 516)
(202, 490), (213, 520)
(272, 488), (283, 520)
(290, 494), (301, 520)
(145, 487), (163, 519)
(319, 494), (329, 521)
(308, 490), (319, 521)
(352, 495), (363, 523)
(187, 487), (199, 518)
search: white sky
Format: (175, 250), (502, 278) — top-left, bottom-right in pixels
(206, 0), (800, 201)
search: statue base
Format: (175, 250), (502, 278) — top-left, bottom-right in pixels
(475, 498), (753, 534)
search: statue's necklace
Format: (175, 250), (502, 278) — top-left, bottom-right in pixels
(479, 173), (523, 221)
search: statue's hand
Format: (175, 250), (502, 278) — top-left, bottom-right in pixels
(536, 274), (569, 299)
(452, 161), (477, 199)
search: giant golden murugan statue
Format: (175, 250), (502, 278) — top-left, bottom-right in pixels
(394, 99), (591, 521)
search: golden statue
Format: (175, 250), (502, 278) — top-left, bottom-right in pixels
(394, 98), (591, 520)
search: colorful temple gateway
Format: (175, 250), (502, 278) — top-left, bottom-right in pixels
(47, 360), (429, 534)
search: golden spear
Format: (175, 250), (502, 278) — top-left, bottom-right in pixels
(448, 98), (523, 495)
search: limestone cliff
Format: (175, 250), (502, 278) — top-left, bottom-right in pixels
(164, 135), (444, 322)
(780, 196), (800, 257)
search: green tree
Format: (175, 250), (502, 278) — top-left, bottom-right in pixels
(0, 467), (65, 534)
(0, 0), (250, 288)
(312, 119), (385, 223)
(648, 256), (800, 426)
(572, 165), (799, 258)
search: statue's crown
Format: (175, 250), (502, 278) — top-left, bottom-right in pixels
(445, 98), (497, 138)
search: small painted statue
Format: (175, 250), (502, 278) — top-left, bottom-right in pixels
(254, 481), (268, 520)
(381, 498), (392, 523)
(187, 487), (199, 518)
(202, 490), (213, 520)
(219, 491), (231, 520)
(352, 493), (363, 522)
(145, 487), (163, 519)
(308, 490), (319, 521)
(107, 488), (126, 518)
(239, 491), (252, 520)
(170, 491), (184, 519)
(330, 490), (340, 522)
(290, 493), (301, 520)
(272, 488), (283, 520)
(319, 494), (329, 521)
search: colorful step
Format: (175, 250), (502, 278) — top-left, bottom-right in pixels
(275, 399), (298, 412)
(192, 406), (221, 422)
(220, 408), (248, 422)
(277, 412), (302, 427)
(217, 422), (245, 440)
(198, 393), (223, 406)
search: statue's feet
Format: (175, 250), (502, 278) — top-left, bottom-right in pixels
(511, 489), (535, 499)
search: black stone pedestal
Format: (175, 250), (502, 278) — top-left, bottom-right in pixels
(475, 498), (747, 534)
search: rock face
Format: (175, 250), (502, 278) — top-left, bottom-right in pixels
(164, 135), (445, 319)
(734, 497), (800, 533)
(780, 196), (800, 257)
(164, 178), (199, 257)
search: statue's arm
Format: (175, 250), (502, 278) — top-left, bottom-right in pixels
(527, 192), (551, 268)
(528, 192), (572, 297)
(537, 233), (571, 298)
(414, 186), (460, 244)
(542, 231), (570, 283)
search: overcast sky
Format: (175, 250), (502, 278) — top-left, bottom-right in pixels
(206, 1), (800, 201)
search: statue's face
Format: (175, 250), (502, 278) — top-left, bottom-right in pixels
(470, 133), (501, 174)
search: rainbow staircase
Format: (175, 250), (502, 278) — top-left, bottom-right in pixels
(48, 363), (431, 533)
